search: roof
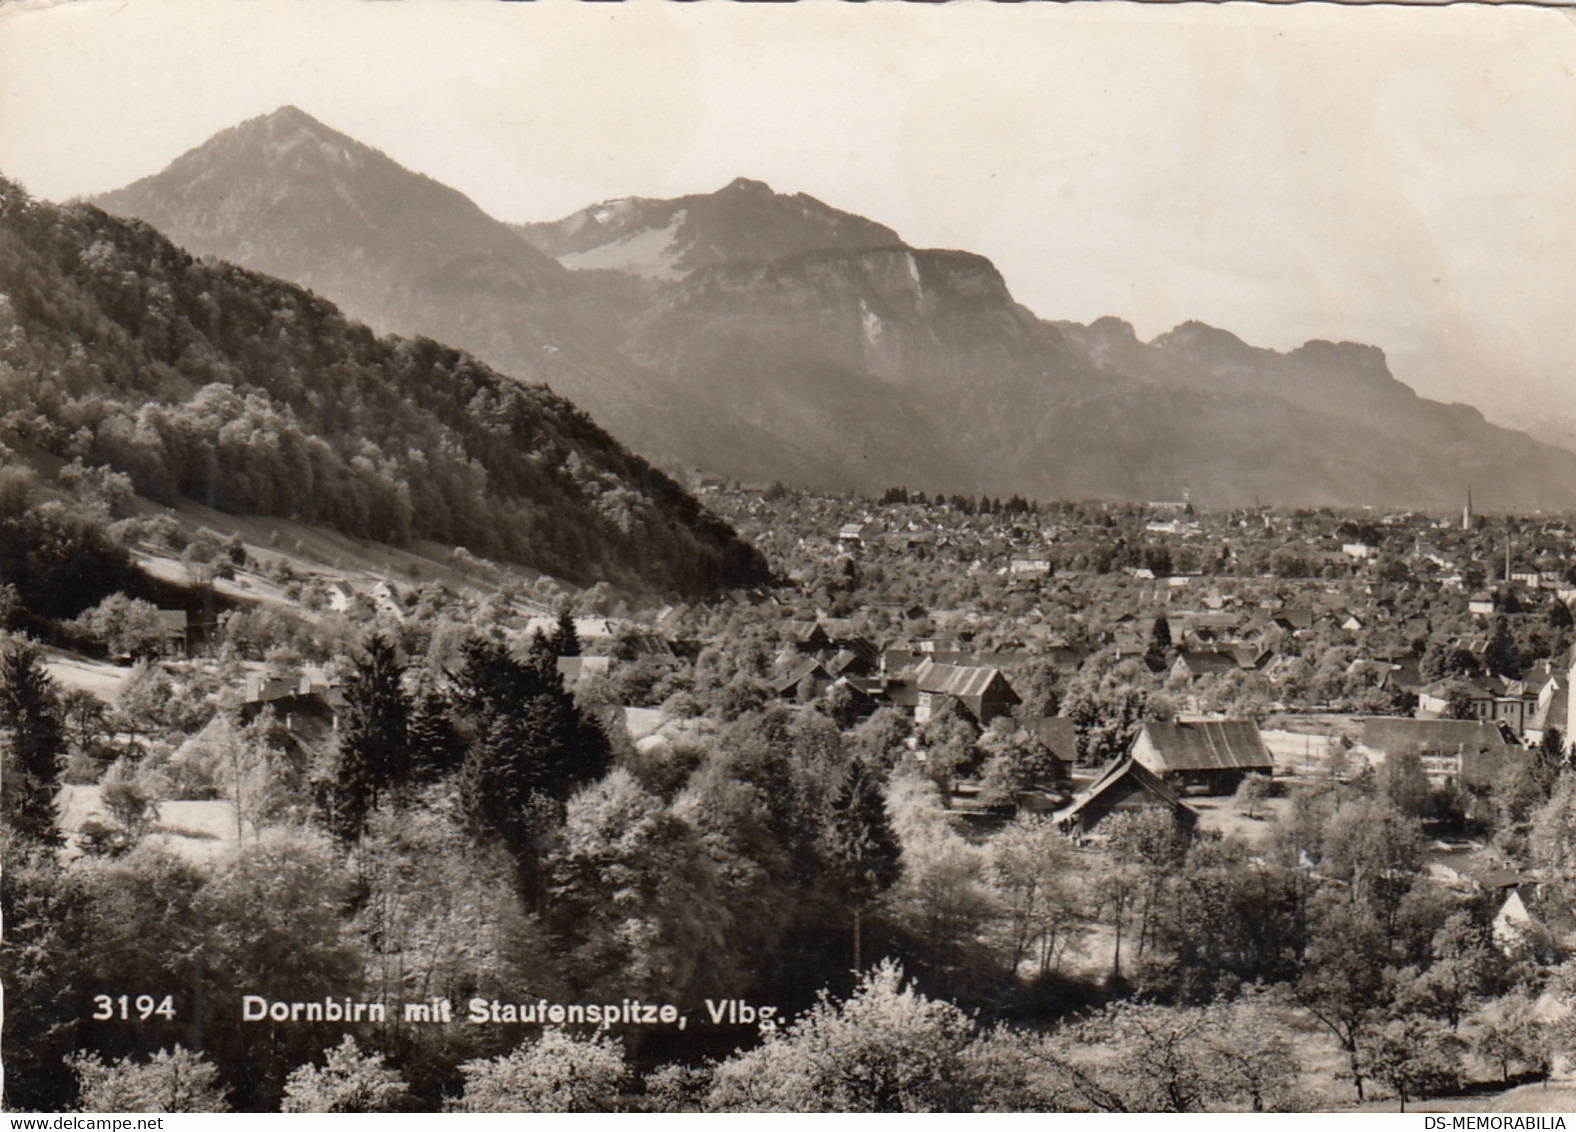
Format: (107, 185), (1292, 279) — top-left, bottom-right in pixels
(1359, 717), (1513, 756)
(770, 657), (828, 695)
(1055, 757), (1200, 830)
(1013, 716), (1079, 763)
(1133, 720), (1271, 772)
(1172, 650), (1243, 678)
(915, 660), (1019, 703)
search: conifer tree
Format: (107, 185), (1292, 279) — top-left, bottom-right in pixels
(454, 634), (612, 893)
(325, 633), (410, 843)
(0, 636), (65, 845)
(551, 607), (581, 659)
(822, 758), (902, 971)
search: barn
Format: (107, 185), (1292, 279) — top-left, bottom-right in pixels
(1129, 719), (1272, 795)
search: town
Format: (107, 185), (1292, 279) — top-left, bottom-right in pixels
(9, 470), (1576, 1113)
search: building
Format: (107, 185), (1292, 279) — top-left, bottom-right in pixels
(1358, 717), (1515, 789)
(1129, 719), (1272, 795)
(913, 659), (1020, 726)
(1054, 757), (1200, 837)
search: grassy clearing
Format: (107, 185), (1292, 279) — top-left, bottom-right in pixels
(40, 648), (133, 701)
(57, 784), (241, 867)
(1190, 794), (1292, 847)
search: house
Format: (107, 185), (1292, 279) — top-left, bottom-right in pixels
(1416, 679), (1536, 736)
(1492, 889), (1549, 960)
(1129, 719), (1272, 795)
(837, 522), (878, 546)
(770, 658), (832, 701)
(1416, 679), (1494, 722)
(1169, 650), (1244, 684)
(237, 671), (345, 764)
(1357, 717), (1515, 789)
(325, 581), (358, 614)
(1054, 757), (1200, 837)
(913, 660), (1020, 726)
(1008, 716), (1079, 783)
(1272, 607), (1317, 632)
(1009, 556), (1053, 577)
(156, 610), (189, 657)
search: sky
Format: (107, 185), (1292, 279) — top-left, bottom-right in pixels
(1, 0), (1573, 428)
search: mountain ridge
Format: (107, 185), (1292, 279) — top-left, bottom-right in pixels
(1, 175), (767, 595)
(85, 106), (1576, 511)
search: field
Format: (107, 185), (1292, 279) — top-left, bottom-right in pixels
(58, 784), (241, 867)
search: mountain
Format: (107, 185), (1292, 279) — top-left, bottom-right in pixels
(623, 248), (1576, 508)
(95, 105), (567, 322)
(90, 106), (656, 415)
(88, 108), (1576, 510)
(514, 177), (902, 279)
(0, 176), (766, 594)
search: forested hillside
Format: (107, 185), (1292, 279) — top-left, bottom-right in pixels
(0, 177), (764, 596)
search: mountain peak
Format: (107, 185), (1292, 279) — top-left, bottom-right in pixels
(517, 177), (901, 280)
(92, 105), (565, 331)
(261, 104), (318, 127)
(722, 176), (774, 195)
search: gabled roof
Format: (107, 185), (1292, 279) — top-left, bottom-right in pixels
(1055, 757), (1200, 830)
(1134, 720), (1271, 772)
(915, 660), (1019, 703)
(770, 657), (829, 695)
(1172, 650), (1243, 678)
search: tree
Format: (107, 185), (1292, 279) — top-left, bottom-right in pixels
(90, 756), (162, 852)
(820, 757), (902, 971)
(324, 633), (411, 843)
(1064, 685), (1151, 765)
(455, 1029), (627, 1112)
(1, 842), (89, 1112)
(1233, 773), (1271, 820)
(1378, 748), (1433, 820)
(1060, 999), (1305, 1113)
(704, 959), (980, 1112)
(1105, 807), (1188, 971)
(1360, 1014), (1465, 1112)
(1485, 615), (1522, 680)
(985, 815), (1086, 978)
(1530, 773), (1576, 912)
(550, 607), (581, 659)
(1444, 686), (1478, 722)
(549, 767), (727, 1001)
(453, 634), (612, 894)
(281, 1035), (409, 1112)
(886, 770), (1001, 997)
(1295, 897), (1394, 1101)
(72, 594), (167, 660)
(192, 831), (366, 1109)
(1394, 910), (1493, 1030)
(1318, 796), (1425, 929)
(0, 635), (66, 844)
(1470, 990), (1553, 1084)
(69, 1046), (230, 1112)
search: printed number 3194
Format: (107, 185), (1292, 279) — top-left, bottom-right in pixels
(93, 995), (176, 1021)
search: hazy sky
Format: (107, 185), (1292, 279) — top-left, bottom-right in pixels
(2, 0), (1573, 425)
